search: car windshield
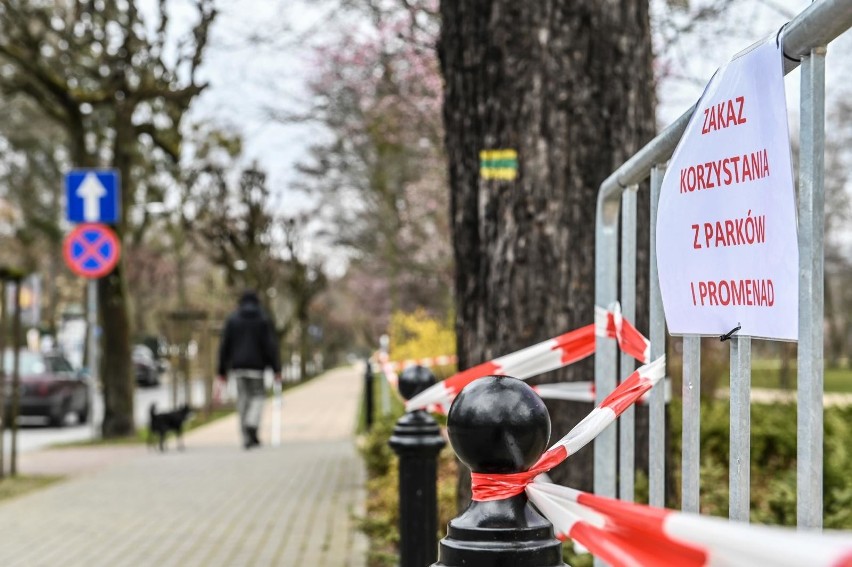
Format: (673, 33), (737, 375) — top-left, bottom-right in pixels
(2, 350), (47, 376)
(45, 356), (74, 374)
(133, 346), (154, 361)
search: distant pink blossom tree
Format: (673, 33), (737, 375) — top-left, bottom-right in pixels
(296, 0), (451, 332)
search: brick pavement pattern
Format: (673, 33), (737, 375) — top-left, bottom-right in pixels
(0, 366), (368, 567)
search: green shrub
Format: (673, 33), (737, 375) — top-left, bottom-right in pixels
(669, 398), (852, 528)
(356, 371), (458, 567)
(359, 382), (852, 567)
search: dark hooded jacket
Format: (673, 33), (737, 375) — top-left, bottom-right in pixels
(217, 292), (280, 376)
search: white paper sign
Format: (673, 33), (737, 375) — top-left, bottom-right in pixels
(656, 40), (798, 340)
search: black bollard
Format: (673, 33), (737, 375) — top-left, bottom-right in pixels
(389, 365), (447, 567)
(364, 359), (375, 431)
(434, 375), (565, 566)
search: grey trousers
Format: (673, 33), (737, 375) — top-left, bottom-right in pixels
(231, 371), (265, 444)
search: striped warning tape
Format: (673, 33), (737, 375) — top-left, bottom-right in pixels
(526, 480), (852, 567)
(596, 303), (650, 365)
(532, 378), (671, 405)
(469, 356), (665, 501)
(403, 302), (650, 413)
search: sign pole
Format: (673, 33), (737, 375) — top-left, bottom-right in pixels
(64, 169), (120, 440)
(87, 279), (99, 438)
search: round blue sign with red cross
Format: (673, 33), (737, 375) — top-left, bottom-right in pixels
(63, 223), (122, 279)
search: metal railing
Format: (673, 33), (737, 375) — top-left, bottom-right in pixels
(594, 0), (852, 536)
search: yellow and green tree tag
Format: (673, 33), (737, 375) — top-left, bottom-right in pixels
(479, 149), (518, 180)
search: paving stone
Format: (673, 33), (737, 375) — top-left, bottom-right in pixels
(0, 366), (369, 567)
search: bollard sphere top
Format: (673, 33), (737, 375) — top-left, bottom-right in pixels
(398, 365), (436, 401)
(447, 376), (550, 474)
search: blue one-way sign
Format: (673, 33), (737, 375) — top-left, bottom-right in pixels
(65, 169), (120, 224)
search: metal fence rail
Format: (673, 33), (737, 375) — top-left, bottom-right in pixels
(593, 0), (852, 542)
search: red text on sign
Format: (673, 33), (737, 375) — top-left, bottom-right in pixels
(701, 96), (747, 135)
(691, 210), (765, 250)
(689, 278), (775, 307)
(679, 148), (770, 193)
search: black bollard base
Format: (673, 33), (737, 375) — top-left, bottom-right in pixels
(390, 410), (446, 567)
(434, 494), (565, 566)
(390, 366), (447, 567)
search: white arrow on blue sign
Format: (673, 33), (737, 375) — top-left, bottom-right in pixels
(65, 169), (120, 224)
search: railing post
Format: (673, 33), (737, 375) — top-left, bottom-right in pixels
(619, 186), (637, 502)
(729, 335), (751, 522)
(363, 359), (374, 431)
(797, 45), (826, 531)
(594, 196), (619, 507)
(681, 336), (701, 513)
(434, 375), (564, 566)
(648, 165), (666, 508)
(389, 366), (446, 567)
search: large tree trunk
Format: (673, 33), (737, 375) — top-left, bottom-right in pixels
(68, 117), (134, 436)
(440, 1), (656, 504)
(99, 265), (134, 436)
(98, 106), (135, 437)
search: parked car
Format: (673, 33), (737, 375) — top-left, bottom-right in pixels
(133, 345), (160, 387)
(2, 350), (90, 427)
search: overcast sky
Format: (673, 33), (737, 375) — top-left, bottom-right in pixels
(184, 0), (851, 219)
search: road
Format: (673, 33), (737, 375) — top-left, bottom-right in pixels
(4, 377), (208, 454)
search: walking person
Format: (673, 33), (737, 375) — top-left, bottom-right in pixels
(217, 290), (281, 449)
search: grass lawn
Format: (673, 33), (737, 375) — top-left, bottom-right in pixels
(0, 475), (63, 503)
(750, 363), (852, 393)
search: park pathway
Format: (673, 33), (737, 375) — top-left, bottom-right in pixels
(0, 366), (367, 567)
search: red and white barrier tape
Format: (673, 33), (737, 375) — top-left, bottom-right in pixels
(376, 351), (399, 388)
(405, 303), (649, 412)
(533, 378), (671, 405)
(405, 324), (595, 412)
(595, 304), (651, 365)
(470, 356), (666, 501)
(526, 481), (852, 567)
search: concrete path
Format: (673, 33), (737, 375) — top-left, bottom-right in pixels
(0, 366), (368, 567)
(720, 387), (852, 406)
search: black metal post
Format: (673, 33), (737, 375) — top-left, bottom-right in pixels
(364, 359), (374, 431)
(433, 375), (565, 566)
(389, 365), (446, 567)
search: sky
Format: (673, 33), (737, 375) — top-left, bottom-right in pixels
(186, 0), (330, 214)
(180, 0), (851, 242)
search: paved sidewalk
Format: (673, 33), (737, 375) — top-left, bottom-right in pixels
(0, 366), (368, 567)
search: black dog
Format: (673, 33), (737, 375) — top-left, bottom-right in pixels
(148, 404), (193, 452)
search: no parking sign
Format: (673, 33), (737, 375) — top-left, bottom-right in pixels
(63, 223), (121, 279)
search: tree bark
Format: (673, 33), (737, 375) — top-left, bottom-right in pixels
(96, 103), (135, 437)
(98, 265), (134, 436)
(440, 0), (656, 503)
(68, 108), (134, 436)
